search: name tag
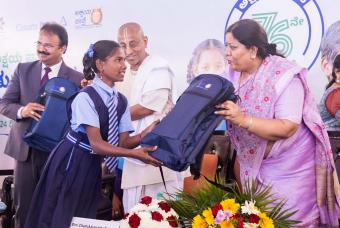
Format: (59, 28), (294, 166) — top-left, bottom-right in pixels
(70, 217), (119, 228)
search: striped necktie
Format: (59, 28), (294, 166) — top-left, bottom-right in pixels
(104, 92), (119, 172)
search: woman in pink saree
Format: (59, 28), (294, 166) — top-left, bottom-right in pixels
(216, 19), (340, 227)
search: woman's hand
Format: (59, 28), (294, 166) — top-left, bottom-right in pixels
(215, 101), (299, 141)
(215, 100), (246, 126)
(131, 146), (162, 166)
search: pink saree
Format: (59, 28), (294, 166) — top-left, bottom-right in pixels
(227, 55), (340, 226)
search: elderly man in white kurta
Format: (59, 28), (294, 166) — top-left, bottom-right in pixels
(116, 22), (188, 212)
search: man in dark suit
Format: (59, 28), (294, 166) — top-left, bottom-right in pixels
(0, 22), (83, 228)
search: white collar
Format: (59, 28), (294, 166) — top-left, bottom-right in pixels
(41, 60), (63, 74)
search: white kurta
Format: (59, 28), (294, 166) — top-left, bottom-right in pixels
(121, 55), (189, 211)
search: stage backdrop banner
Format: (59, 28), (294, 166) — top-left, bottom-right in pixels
(0, 0), (338, 170)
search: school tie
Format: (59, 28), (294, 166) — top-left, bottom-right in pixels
(104, 92), (119, 173)
(40, 67), (51, 85)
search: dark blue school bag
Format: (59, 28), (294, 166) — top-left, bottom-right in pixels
(141, 74), (237, 176)
(23, 77), (79, 152)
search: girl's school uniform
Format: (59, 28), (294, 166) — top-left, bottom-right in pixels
(25, 77), (133, 228)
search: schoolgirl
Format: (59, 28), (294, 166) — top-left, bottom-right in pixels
(25, 40), (160, 228)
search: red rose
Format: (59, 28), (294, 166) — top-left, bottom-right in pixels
(231, 214), (240, 219)
(167, 215), (178, 227)
(140, 196), (152, 205)
(211, 203), (223, 217)
(249, 214), (260, 223)
(237, 220), (244, 228)
(151, 211), (164, 221)
(158, 201), (171, 212)
(233, 214), (244, 220)
(128, 213), (141, 228)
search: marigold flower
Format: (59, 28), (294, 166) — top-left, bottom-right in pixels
(220, 220), (235, 228)
(258, 212), (274, 228)
(220, 198), (240, 214)
(192, 215), (208, 228)
(202, 208), (214, 225)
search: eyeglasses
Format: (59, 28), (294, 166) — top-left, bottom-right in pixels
(35, 41), (60, 49)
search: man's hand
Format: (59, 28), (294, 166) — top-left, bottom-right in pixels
(140, 119), (160, 139)
(130, 104), (154, 121)
(21, 102), (45, 121)
(80, 79), (92, 88)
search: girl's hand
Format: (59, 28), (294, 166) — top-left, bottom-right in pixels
(132, 146), (162, 167)
(111, 193), (123, 220)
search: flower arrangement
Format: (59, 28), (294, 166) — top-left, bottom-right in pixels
(166, 177), (300, 228)
(120, 196), (179, 228)
(192, 198), (273, 228)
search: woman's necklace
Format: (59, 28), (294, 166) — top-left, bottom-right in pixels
(236, 67), (260, 97)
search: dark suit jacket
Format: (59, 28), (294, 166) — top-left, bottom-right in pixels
(0, 60), (83, 161)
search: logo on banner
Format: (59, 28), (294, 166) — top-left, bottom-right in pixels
(0, 68), (12, 134)
(0, 70), (9, 88)
(60, 16), (67, 26)
(0, 53), (23, 68)
(225, 0), (324, 69)
(16, 23), (39, 31)
(75, 8), (103, 29)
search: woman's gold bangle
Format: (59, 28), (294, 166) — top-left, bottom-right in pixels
(238, 116), (253, 130)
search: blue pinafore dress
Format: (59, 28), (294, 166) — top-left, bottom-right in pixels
(25, 86), (126, 228)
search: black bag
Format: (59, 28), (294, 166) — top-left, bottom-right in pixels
(141, 74), (237, 175)
(23, 77), (79, 152)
